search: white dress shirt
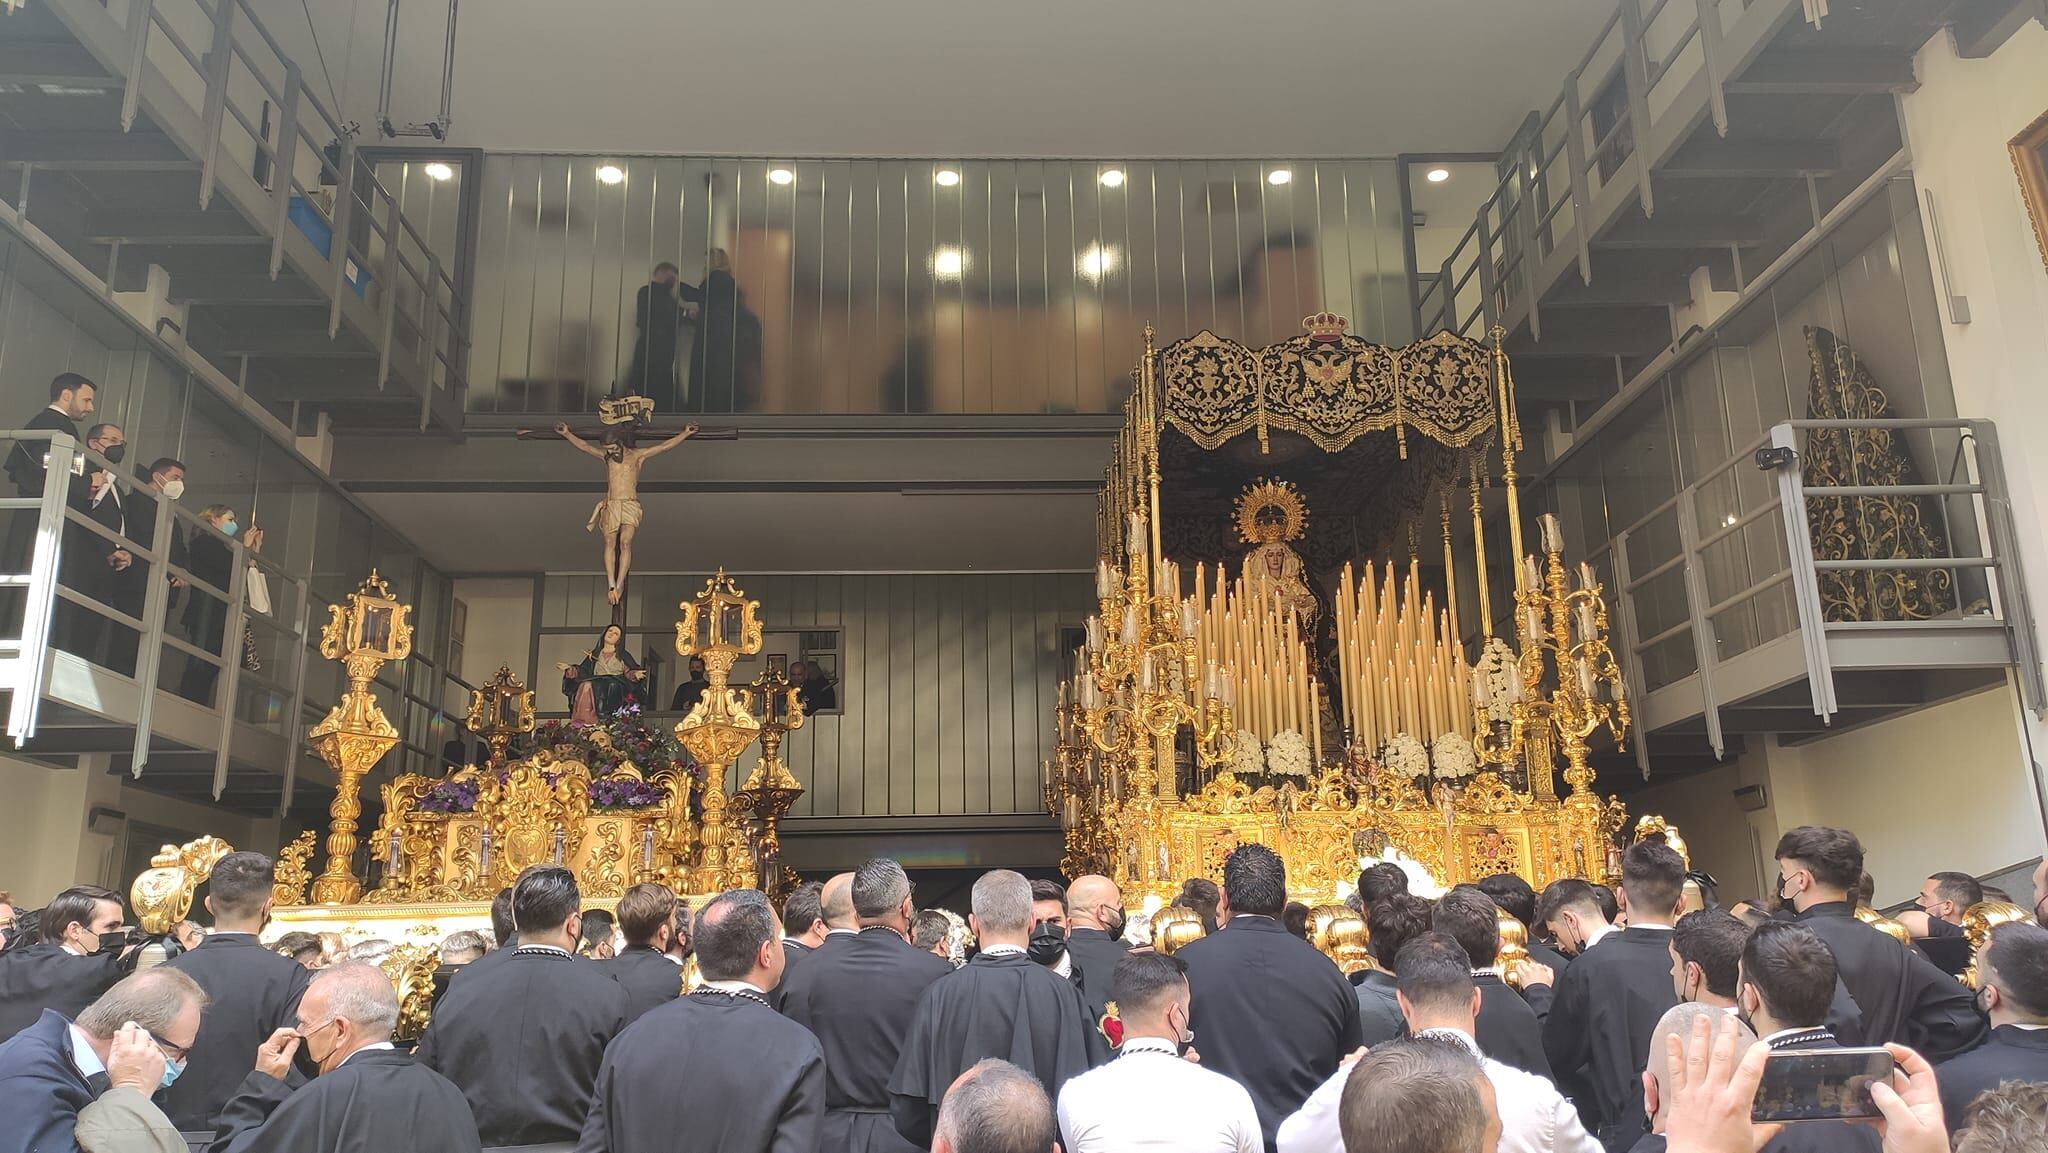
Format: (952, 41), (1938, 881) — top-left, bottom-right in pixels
(1276, 1027), (1602, 1153)
(1057, 1037), (1262, 1153)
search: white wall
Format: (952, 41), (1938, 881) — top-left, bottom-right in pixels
(1900, 24), (2048, 759)
(452, 578), (535, 685)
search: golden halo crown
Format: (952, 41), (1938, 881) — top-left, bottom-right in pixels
(1303, 312), (1350, 342)
(1235, 478), (1309, 545)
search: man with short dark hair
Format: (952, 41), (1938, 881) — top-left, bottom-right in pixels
(1936, 922), (2048, 1133)
(7, 373), (96, 499)
(1668, 909), (1746, 1011)
(1435, 886), (1550, 1080)
(1735, 921), (1881, 1152)
(1027, 879), (1072, 978)
(1179, 844), (1364, 1150)
(1533, 878), (1614, 958)
(0, 965), (202, 1153)
(1901, 870), (1985, 978)
(1359, 893), (1430, 1045)
(1776, 825), (1984, 1058)
(0, 885), (131, 1042)
(606, 882), (683, 1022)
(1335, 1037), (1499, 1153)
(162, 850), (313, 1131)
(1178, 877), (1222, 934)
(781, 878), (828, 989)
(579, 888), (826, 1153)
(891, 870), (1105, 1148)
(781, 858), (954, 1153)
(418, 865), (628, 1147)
(1280, 935), (1595, 1153)
(934, 1058), (1059, 1153)
(1056, 951), (1261, 1152)
(1519, 842), (1684, 1151)
(1480, 872), (1571, 975)
(55, 421), (131, 664)
(448, 886), (519, 989)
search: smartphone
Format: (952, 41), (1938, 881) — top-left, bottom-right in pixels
(1751, 1047), (1894, 1123)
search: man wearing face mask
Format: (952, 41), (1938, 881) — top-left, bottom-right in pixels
(208, 962), (479, 1153)
(1027, 879), (1073, 977)
(54, 422), (130, 663)
(1057, 951), (1261, 1152)
(1934, 922), (2048, 1135)
(0, 965), (205, 1153)
(161, 851), (311, 1132)
(1063, 875), (1130, 1044)
(0, 886), (136, 1043)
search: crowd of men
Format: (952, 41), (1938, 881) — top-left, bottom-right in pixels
(3, 824), (2047, 1153)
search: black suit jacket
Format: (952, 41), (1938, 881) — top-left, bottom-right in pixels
(0, 943), (127, 1043)
(0, 1009), (97, 1153)
(769, 938), (814, 1011)
(1180, 915), (1365, 1150)
(206, 1047), (482, 1153)
(1065, 927), (1128, 1033)
(1936, 1024), (2048, 1133)
(1526, 927), (1679, 1149)
(1474, 971), (1552, 1080)
(1797, 902), (1985, 1060)
(163, 933), (313, 1131)
(780, 925), (953, 1139)
(604, 945), (683, 1024)
(6, 407), (80, 496)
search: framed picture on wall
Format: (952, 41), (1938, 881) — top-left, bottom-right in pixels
(2013, 107), (2048, 276)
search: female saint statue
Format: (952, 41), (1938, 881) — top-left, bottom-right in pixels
(1236, 479), (1318, 633)
(558, 624), (646, 724)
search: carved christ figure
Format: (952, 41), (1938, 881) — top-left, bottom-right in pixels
(554, 421), (696, 604)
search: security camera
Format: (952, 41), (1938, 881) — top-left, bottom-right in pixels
(1754, 446), (1797, 471)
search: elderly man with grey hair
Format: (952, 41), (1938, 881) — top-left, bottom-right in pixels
(579, 888), (825, 1152)
(0, 966), (205, 1153)
(208, 961), (478, 1153)
(890, 869), (1105, 1148)
(935, 1058), (1060, 1153)
(782, 857), (956, 1153)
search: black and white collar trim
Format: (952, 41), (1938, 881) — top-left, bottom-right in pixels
(690, 985), (771, 1009)
(1764, 1027), (1835, 1051)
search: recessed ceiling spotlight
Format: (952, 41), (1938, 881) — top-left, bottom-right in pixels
(422, 162), (455, 182)
(932, 246), (966, 278)
(768, 167), (795, 186)
(1078, 243), (1121, 281)
(934, 168), (962, 187)
(1099, 169), (1126, 188)
(1426, 167), (1452, 183)
(596, 164), (625, 185)
(1267, 168), (1293, 186)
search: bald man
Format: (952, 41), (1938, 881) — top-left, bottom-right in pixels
(1066, 876), (1129, 1044)
(773, 871), (856, 1011)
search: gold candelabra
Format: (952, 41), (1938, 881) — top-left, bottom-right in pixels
(735, 665), (806, 898)
(1048, 693), (1114, 879)
(308, 572), (413, 905)
(673, 570), (765, 893)
(467, 665), (536, 769)
(1472, 513), (1631, 810)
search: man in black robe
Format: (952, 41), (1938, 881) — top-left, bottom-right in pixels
(891, 868), (1106, 1147)
(1518, 842), (1684, 1151)
(1898, 870), (1983, 980)
(604, 883), (684, 1023)
(1775, 826), (1985, 1060)
(164, 851), (312, 1132)
(55, 422), (129, 664)
(207, 961), (479, 1153)
(578, 887), (825, 1152)
(0, 886), (132, 1042)
(1177, 844), (1363, 1151)
(417, 865), (628, 1147)
(1063, 875), (1129, 1042)
(1735, 921), (1882, 1153)
(1433, 886), (1550, 1080)
(621, 263), (691, 409)
(781, 857), (953, 1153)
(447, 887), (517, 989)
(1936, 921), (2048, 1134)
(1478, 872), (1573, 976)
(669, 655), (710, 712)
(1358, 894), (1431, 1046)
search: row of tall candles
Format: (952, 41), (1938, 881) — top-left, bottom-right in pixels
(1332, 560), (1477, 752)
(1187, 564), (1321, 762)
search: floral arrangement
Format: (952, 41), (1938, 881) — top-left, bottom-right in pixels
(1356, 846), (1447, 900)
(1430, 732), (1479, 781)
(588, 775), (665, 812)
(418, 777), (481, 813)
(535, 702), (696, 781)
(1383, 732), (1430, 780)
(1229, 729), (1265, 776)
(1265, 730), (1312, 778)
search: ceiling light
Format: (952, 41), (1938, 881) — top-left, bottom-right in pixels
(1099, 169), (1126, 188)
(1267, 169), (1293, 186)
(1426, 167), (1451, 183)
(595, 164), (625, 185)
(934, 169), (961, 187)
(1723, 513), (1740, 527)
(932, 246), (966, 279)
(422, 162), (454, 182)
(768, 167), (795, 186)
(1078, 243), (1120, 281)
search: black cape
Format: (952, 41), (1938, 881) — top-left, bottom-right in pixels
(1065, 927), (1128, 1040)
(1474, 971), (1552, 1080)
(4, 406), (80, 496)
(1796, 903), (1985, 1060)
(1177, 915), (1365, 1151)
(205, 1048), (480, 1153)
(888, 950), (1106, 1146)
(577, 989), (825, 1153)
(415, 947), (628, 1147)
(603, 945), (684, 1024)
(1524, 926), (1679, 1150)
(1935, 1024), (2048, 1133)
(767, 938), (813, 1012)
(781, 927), (953, 1153)
(163, 934), (313, 1131)
(0, 944), (127, 1043)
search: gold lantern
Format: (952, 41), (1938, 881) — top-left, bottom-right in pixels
(467, 665), (536, 769)
(673, 570), (765, 892)
(735, 665), (806, 898)
(308, 573), (413, 905)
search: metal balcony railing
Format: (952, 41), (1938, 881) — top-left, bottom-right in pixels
(1582, 419), (2043, 768)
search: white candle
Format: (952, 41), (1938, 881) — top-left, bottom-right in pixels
(1181, 597), (1200, 639)
(1524, 556), (1543, 591)
(1140, 653), (1158, 693)
(1080, 677), (1102, 711)
(1540, 513), (1564, 553)
(1121, 605), (1141, 647)
(1096, 561), (1115, 599)
(1471, 672), (1490, 709)
(1128, 513), (1147, 559)
(1086, 616), (1105, 654)
(1578, 561), (1598, 591)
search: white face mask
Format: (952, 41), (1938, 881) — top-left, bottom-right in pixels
(161, 478), (186, 500)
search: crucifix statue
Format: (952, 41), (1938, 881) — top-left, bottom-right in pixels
(519, 402), (697, 610)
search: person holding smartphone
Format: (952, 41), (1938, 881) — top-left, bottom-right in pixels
(1735, 922), (1881, 1151)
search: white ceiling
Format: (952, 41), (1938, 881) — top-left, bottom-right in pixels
(378, 0), (1619, 158)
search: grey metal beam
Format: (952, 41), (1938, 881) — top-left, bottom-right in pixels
(1595, 212), (1767, 249)
(86, 209), (262, 244)
(0, 130), (190, 165)
(0, 41), (112, 83)
(1660, 138), (1841, 178)
(1724, 49), (1919, 94)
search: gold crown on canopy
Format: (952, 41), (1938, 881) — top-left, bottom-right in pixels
(1235, 478), (1308, 546)
(1303, 312), (1350, 342)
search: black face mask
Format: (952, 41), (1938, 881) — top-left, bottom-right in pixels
(1026, 920), (1068, 966)
(97, 929), (130, 954)
(1101, 908), (1126, 939)
(99, 443), (126, 464)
